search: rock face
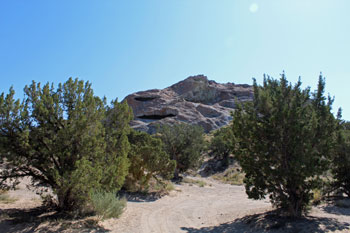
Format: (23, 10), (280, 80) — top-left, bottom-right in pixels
(124, 75), (253, 133)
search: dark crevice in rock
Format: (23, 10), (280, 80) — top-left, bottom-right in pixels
(134, 96), (157, 102)
(137, 114), (176, 120)
(125, 75), (254, 133)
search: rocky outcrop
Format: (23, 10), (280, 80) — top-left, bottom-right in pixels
(124, 75), (253, 133)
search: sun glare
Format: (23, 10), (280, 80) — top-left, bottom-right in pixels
(249, 3), (259, 13)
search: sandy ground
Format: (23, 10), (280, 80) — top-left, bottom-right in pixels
(102, 178), (271, 233)
(0, 176), (350, 233)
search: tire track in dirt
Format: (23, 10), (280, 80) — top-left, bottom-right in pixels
(2, 175), (349, 232)
(107, 177), (271, 233)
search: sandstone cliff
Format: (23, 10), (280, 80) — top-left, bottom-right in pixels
(124, 75), (253, 133)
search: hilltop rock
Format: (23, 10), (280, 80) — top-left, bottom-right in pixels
(124, 75), (253, 133)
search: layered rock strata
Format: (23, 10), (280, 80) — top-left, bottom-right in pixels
(124, 75), (253, 133)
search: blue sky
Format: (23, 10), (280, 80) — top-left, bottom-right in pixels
(1, 0), (349, 119)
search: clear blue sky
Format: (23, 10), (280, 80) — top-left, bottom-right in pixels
(1, 1), (349, 119)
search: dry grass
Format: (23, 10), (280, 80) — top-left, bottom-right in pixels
(182, 178), (206, 187)
(90, 191), (126, 221)
(0, 190), (17, 204)
(212, 166), (245, 185)
(152, 181), (175, 194)
(311, 189), (323, 206)
(151, 180), (175, 194)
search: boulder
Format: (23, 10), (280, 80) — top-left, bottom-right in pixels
(123, 75), (253, 133)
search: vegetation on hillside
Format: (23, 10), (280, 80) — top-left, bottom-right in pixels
(208, 126), (233, 168)
(157, 123), (206, 179)
(125, 130), (176, 191)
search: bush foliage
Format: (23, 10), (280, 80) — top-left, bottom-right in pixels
(157, 123), (205, 178)
(231, 74), (338, 217)
(332, 120), (350, 197)
(2, 74), (350, 219)
(125, 130), (176, 191)
(90, 190), (126, 220)
(209, 127), (233, 167)
(0, 78), (132, 211)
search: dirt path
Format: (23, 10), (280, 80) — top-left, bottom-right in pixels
(102, 177), (350, 233)
(1, 176), (350, 232)
(102, 177), (272, 233)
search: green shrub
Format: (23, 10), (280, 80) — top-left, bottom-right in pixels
(157, 123), (206, 178)
(90, 190), (126, 220)
(231, 74), (338, 217)
(125, 130), (175, 192)
(332, 124), (350, 197)
(0, 78), (132, 212)
(209, 127), (233, 167)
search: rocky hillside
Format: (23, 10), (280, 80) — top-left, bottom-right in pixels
(124, 75), (253, 133)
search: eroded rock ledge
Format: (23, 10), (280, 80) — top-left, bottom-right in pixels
(124, 75), (253, 133)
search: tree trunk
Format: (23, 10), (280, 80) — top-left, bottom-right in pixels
(57, 188), (76, 212)
(287, 191), (303, 218)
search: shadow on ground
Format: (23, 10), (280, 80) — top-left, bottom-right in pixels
(0, 207), (109, 233)
(181, 210), (350, 233)
(322, 203), (350, 217)
(120, 191), (163, 203)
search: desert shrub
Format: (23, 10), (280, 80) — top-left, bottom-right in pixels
(331, 121), (350, 197)
(0, 78), (132, 212)
(102, 99), (133, 191)
(209, 127), (234, 167)
(90, 190), (126, 220)
(341, 121), (350, 131)
(231, 73), (338, 217)
(164, 181), (175, 192)
(152, 180), (175, 194)
(125, 130), (176, 191)
(157, 123), (206, 178)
